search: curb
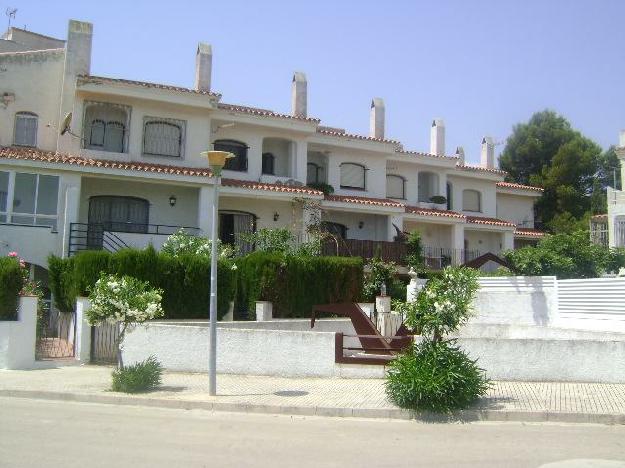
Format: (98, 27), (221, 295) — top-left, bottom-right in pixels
(1, 389), (624, 425)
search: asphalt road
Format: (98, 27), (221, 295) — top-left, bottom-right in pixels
(1, 397), (624, 468)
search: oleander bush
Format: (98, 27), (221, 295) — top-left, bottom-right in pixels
(386, 266), (490, 413)
(0, 255), (24, 320)
(111, 356), (163, 393)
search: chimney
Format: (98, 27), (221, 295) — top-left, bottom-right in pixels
(455, 146), (465, 165)
(616, 130), (625, 161)
(430, 118), (445, 156)
(370, 98), (385, 139)
(291, 72), (307, 118)
(65, 20), (93, 76)
(195, 43), (212, 92)
(481, 136), (495, 169)
(619, 129), (625, 148)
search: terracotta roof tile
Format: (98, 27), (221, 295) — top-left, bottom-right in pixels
(514, 227), (546, 238)
(218, 103), (320, 123)
(78, 75), (222, 98)
(466, 215), (516, 227)
(404, 205), (465, 219)
(396, 150), (459, 160)
(324, 194), (404, 208)
(221, 178), (323, 195)
(497, 181), (544, 192)
(0, 146), (214, 176)
(456, 164), (507, 176)
(317, 128), (400, 145)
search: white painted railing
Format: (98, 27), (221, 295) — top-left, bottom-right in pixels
(477, 276), (556, 291)
(557, 277), (625, 322)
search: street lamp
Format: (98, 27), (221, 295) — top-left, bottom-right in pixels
(201, 150), (233, 396)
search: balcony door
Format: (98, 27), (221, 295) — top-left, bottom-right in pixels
(219, 211), (255, 254)
(87, 196), (149, 248)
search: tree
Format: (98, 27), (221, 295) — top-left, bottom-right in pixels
(499, 110), (603, 232)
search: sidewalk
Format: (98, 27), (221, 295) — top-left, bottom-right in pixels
(1, 365), (625, 424)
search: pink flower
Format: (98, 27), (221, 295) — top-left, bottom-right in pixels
(8, 252), (18, 257)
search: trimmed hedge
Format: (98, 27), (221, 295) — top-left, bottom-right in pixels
(0, 257), (24, 320)
(48, 247), (236, 320)
(235, 252), (363, 319)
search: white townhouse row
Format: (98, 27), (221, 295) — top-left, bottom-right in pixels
(0, 19), (545, 280)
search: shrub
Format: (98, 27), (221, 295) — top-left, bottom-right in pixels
(404, 231), (424, 273)
(111, 356), (163, 393)
(48, 248), (237, 320)
(362, 256), (396, 302)
(387, 266), (488, 413)
(0, 256), (24, 320)
(386, 340), (490, 413)
(161, 229), (234, 259)
(236, 252), (363, 318)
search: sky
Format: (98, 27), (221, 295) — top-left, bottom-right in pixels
(4, 0), (625, 164)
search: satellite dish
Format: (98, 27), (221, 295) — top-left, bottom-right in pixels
(60, 112), (72, 135)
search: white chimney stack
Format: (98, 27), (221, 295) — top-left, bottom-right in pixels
(481, 137), (495, 169)
(65, 20), (93, 77)
(370, 98), (385, 139)
(455, 146), (465, 165)
(430, 119), (445, 156)
(291, 72), (307, 117)
(619, 129), (625, 148)
(195, 43), (212, 92)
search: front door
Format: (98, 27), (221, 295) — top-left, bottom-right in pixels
(87, 196), (149, 248)
(219, 211), (255, 254)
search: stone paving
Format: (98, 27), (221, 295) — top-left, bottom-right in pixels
(1, 365), (625, 422)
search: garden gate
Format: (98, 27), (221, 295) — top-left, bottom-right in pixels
(90, 323), (119, 364)
(35, 307), (76, 359)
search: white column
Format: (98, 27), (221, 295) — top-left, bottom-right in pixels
(74, 297), (92, 362)
(503, 230), (515, 252)
(198, 185), (216, 237)
(387, 214), (403, 241)
(294, 140), (308, 183)
(438, 172), (447, 199)
(3, 296), (38, 369)
(327, 157), (340, 192)
(61, 179), (81, 258)
(451, 223), (464, 265)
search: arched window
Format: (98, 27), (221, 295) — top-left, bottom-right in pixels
(446, 182), (453, 210)
(321, 221), (347, 239)
(262, 153), (275, 175)
(213, 139), (248, 172)
(143, 118), (184, 157)
(462, 189), (481, 212)
(14, 112), (38, 147)
(386, 175), (405, 199)
(418, 172), (439, 202)
(83, 102), (130, 153)
(340, 163), (366, 190)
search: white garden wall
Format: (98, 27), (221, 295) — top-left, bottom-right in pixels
(0, 296), (37, 369)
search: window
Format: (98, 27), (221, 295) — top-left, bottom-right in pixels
(321, 221), (347, 239)
(307, 162), (325, 184)
(1, 171), (59, 229)
(262, 153), (275, 175)
(213, 140), (248, 172)
(14, 112), (38, 147)
(446, 183), (453, 210)
(83, 102), (130, 153)
(0, 171), (8, 223)
(462, 189), (481, 212)
(143, 117), (185, 157)
(418, 172), (439, 202)
(340, 163), (366, 190)
(386, 175), (405, 199)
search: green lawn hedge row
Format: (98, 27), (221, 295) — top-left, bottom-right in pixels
(235, 252), (364, 319)
(0, 257), (24, 320)
(48, 247), (236, 320)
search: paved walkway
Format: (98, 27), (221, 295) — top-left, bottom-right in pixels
(2, 365), (625, 423)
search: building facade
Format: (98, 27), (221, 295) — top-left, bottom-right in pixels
(0, 20), (544, 278)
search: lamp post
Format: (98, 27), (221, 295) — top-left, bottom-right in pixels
(201, 150), (233, 396)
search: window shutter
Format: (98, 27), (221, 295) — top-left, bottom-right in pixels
(386, 175), (404, 199)
(340, 163), (365, 189)
(14, 113), (37, 146)
(463, 190), (481, 212)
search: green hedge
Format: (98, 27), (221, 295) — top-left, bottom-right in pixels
(235, 252), (363, 319)
(48, 247), (236, 320)
(0, 257), (24, 320)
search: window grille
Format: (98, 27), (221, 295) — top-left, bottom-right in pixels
(143, 118), (185, 157)
(83, 102), (130, 153)
(386, 175), (405, 199)
(462, 189), (481, 212)
(340, 163), (366, 189)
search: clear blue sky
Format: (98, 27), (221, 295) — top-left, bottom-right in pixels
(6, 0), (625, 163)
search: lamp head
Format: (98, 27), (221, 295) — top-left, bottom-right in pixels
(201, 150), (234, 176)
